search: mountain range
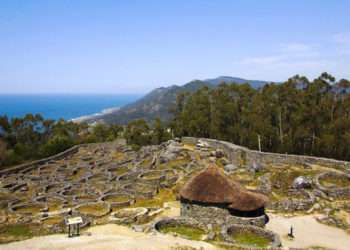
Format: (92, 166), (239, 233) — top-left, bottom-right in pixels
(86, 76), (273, 125)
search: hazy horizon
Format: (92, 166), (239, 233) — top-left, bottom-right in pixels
(1, 0), (350, 94)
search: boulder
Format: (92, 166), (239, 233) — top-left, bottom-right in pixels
(205, 231), (216, 241)
(158, 141), (183, 163)
(292, 176), (313, 189)
(224, 164), (238, 173)
(249, 162), (264, 173)
(215, 149), (225, 158)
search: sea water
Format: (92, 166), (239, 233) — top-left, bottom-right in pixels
(0, 94), (141, 120)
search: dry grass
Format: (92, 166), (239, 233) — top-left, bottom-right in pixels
(15, 204), (44, 214)
(105, 196), (130, 203)
(320, 175), (350, 188)
(42, 217), (63, 225)
(131, 188), (176, 208)
(78, 203), (109, 216)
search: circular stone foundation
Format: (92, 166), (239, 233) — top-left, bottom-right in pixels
(108, 166), (129, 176)
(101, 193), (135, 208)
(154, 217), (208, 241)
(41, 216), (64, 229)
(315, 171), (350, 198)
(122, 183), (158, 199)
(269, 189), (315, 211)
(109, 207), (148, 224)
(221, 224), (281, 249)
(138, 170), (166, 185)
(10, 202), (47, 216)
(74, 202), (111, 217)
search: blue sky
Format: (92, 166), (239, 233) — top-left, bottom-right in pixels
(1, 0), (350, 94)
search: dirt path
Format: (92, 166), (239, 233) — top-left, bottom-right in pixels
(266, 213), (350, 250)
(2, 210), (349, 250)
(0, 224), (216, 250)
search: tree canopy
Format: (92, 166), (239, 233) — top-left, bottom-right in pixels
(170, 73), (350, 160)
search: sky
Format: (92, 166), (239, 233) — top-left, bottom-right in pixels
(1, 0), (350, 94)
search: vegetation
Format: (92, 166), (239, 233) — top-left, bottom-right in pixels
(2, 72), (350, 168)
(0, 224), (34, 244)
(170, 73), (350, 161)
(0, 114), (123, 168)
(159, 224), (205, 241)
(231, 231), (270, 247)
(320, 175), (350, 188)
(77, 203), (108, 216)
(0, 224), (33, 237)
(124, 117), (171, 149)
(131, 188), (176, 208)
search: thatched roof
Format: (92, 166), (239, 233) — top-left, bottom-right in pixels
(228, 190), (269, 211)
(180, 165), (268, 211)
(180, 165), (240, 204)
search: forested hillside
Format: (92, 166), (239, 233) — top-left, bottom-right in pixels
(170, 73), (350, 160)
(87, 76), (271, 124)
(2, 73), (350, 167)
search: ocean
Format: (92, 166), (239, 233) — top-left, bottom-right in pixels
(0, 94), (141, 121)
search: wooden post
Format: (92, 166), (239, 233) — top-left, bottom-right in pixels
(258, 134), (261, 152)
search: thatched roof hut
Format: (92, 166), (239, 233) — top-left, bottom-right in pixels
(180, 165), (268, 212)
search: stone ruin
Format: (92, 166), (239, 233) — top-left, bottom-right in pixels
(0, 136), (349, 248)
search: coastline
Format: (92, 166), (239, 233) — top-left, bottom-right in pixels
(70, 106), (120, 123)
(0, 94), (141, 121)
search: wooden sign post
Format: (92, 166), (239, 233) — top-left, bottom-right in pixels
(66, 216), (83, 238)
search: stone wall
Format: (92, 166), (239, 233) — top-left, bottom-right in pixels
(268, 190), (315, 211)
(314, 172), (350, 198)
(180, 202), (266, 227)
(221, 224), (281, 249)
(154, 216), (208, 233)
(182, 137), (350, 170)
(0, 145), (80, 177)
(0, 140), (121, 177)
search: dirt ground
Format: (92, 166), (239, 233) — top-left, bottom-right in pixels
(1, 212), (350, 250)
(0, 224), (216, 250)
(266, 213), (350, 250)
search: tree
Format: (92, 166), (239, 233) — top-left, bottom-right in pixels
(170, 73), (350, 160)
(182, 87), (211, 137)
(152, 117), (171, 144)
(39, 135), (74, 157)
(0, 138), (7, 165)
(124, 119), (151, 147)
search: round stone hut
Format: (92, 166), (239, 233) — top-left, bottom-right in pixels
(180, 165), (268, 227)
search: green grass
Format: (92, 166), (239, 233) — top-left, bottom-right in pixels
(232, 231), (270, 247)
(1, 224), (33, 237)
(0, 224), (53, 244)
(159, 225), (205, 241)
